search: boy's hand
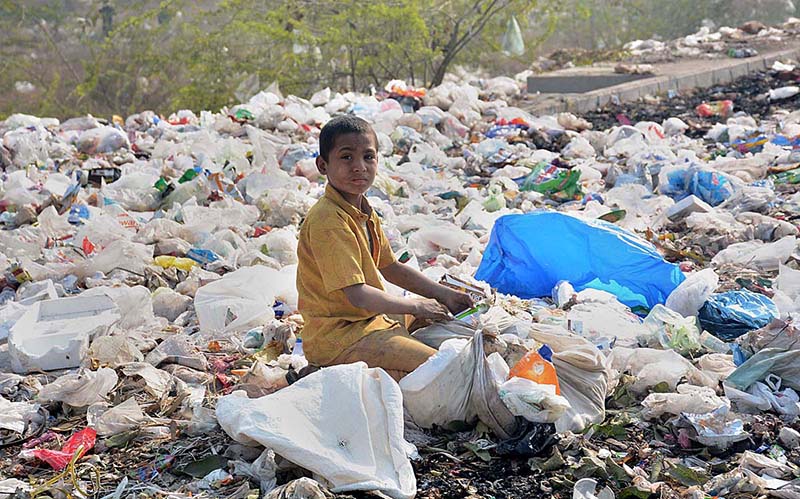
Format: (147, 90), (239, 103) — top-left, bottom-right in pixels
(412, 298), (453, 322)
(439, 289), (474, 315)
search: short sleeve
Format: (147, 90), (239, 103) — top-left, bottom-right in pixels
(311, 227), (366, 293)
(375, 220), (397, 269)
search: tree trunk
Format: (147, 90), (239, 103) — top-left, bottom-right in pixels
(431, 51), (456, 87)
(348, 45), (356, 92)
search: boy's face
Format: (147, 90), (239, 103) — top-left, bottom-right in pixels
(316, 132), (378, 205)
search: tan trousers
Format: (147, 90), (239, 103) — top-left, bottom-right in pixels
(329, 325), (437, 382)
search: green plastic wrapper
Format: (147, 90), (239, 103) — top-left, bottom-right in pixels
(519, 162), (582, 201)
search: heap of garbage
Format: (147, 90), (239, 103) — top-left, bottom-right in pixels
(532, 18), (800, 75)
(1, 51), (800, 499)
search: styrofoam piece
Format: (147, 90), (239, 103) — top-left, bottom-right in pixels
(667, 195), (713, 221)
(8, 295), (120, 373)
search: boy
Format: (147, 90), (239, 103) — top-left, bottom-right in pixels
(297, 115), (474, 381)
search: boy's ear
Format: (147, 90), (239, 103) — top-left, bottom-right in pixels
(315, 155), (327, 175)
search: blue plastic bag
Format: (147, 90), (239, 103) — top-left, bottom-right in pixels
(688, 170), (735, 206)
(662, 167), (737, 207)
(698, 290), (778, 341)
(474, 212), (685, 312)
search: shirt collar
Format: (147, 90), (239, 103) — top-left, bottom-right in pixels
(324, 183), (373, 222)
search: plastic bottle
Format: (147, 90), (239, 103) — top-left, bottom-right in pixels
(700, 330), (730, 354)
(769, 86), (800, 101)
(292, 337), (305, 358)
(508, 344), (561, 395)
(178, 167), (200, 184)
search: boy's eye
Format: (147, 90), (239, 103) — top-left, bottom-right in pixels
(365, 154), (375, 160)
(341, 155), (352, 160)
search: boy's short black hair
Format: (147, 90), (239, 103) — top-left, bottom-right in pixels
(318, 115), (376, 161)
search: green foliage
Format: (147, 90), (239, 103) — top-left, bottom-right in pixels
(1, 0), (796, 119)
(73, 0), (555, 115)
(2, 0), (555, 117)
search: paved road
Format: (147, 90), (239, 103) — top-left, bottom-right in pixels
(520, 41), (800, 116)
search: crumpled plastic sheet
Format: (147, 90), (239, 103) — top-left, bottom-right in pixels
(475, 212), (685, 311)
(32, 427), (96, 470)
(699, 290), (779, 341)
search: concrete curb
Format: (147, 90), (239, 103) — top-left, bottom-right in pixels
(523, 45), (800, 116)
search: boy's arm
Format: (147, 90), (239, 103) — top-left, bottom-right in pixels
(342, 283), (452, 321)
(379, 262), (474, 314)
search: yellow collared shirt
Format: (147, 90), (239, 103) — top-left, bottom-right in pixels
(296, 184), (398, 365)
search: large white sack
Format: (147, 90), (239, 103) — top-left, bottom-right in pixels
(216, 363), (416, 499)
(527, 324), (610, 433)
(400, 329), (519, 439)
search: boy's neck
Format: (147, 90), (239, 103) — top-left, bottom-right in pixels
(332, 186), (368, 214)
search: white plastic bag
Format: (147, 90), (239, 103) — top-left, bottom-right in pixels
(610, 347), (716, 394)
(498, 377), (570, 423)
(257, 227), (299, 266)
(182, 201), (260, 232)
(81, 285), (158, 330)
(265, 478), (330, 499)
(152, 287), (192, 322)
(231, 448), (278, 494)
(73, 240), (154, 279)
(697, 353), (736, 385)
(642, 304), (702, 355)
(83, 336), (144, 367)
(0, 396), (41, 433)
(92, 397), (147, 436)
(724, 382), (772, 413)
(641, 384), (728, 419)
(400, 330), (518, 439)
(194, 265), (296, 334)
(406, 223), (478, 261)
(410, 321), (476, 349)
(747, 375), (800, 418)
(501, 16), (525, 56)
(574, 478), (615, 499)
(777, 263), (800, 300)
(665, 268), (719, 317)
(144, 336), (208, 372)
(122, 362), (173, 399)
(76, 126), (129, 154)
(711, 236), (797, 271)
(38, 368), (118, 407)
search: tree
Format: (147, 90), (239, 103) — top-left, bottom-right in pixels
(5, 0), (796, 119)
(422, 0), (549, 86)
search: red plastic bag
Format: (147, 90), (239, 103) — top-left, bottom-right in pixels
(82, 236), (95, 256)
(33, 428), (96, 470)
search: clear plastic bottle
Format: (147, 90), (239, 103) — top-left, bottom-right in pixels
(292, 337), (305, 358)
(508, 344), (561, 395)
